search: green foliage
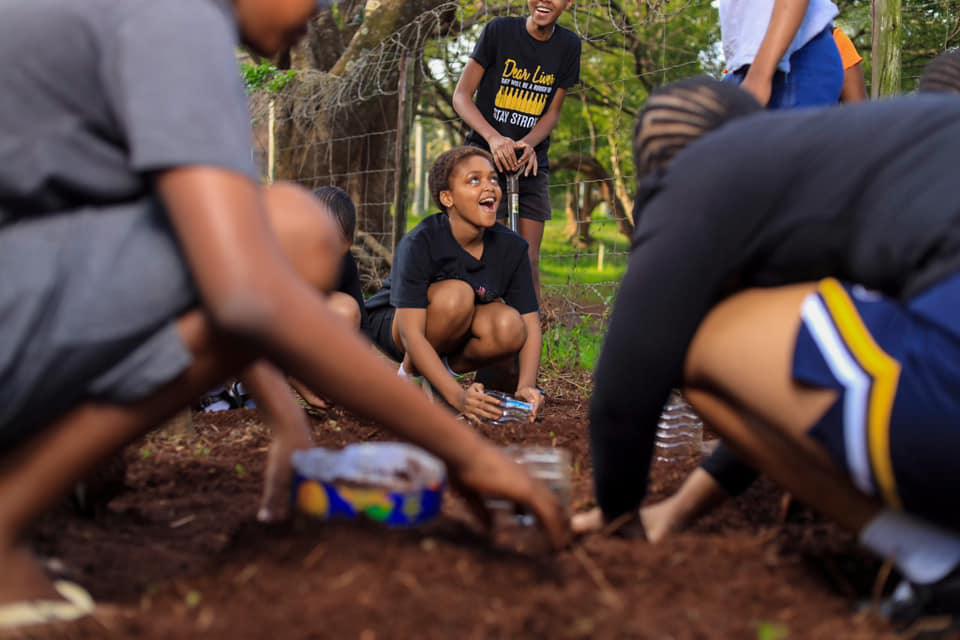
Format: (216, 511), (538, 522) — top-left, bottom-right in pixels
(542, 317), (604, 373)
(756, 622), (789, 640)
(241, 62), (297, 94)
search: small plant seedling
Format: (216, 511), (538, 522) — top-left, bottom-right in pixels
(140, 448), (154, 460)
(234, 464), (248, 479)
(756, 622), (788, 640)
(185, 590), (202, 609)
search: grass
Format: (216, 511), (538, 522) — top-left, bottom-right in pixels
(541, 316), (605, 374)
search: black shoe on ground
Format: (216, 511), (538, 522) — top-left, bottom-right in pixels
(881, 567), (960, 636)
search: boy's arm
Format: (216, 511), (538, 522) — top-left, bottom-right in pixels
(239, 360), (314, 522)
(453, 59), (520, 173)
(394, 308), (503, 422)
(515, 312), (544, 419)
(157, 167), (569, 548)
(740, 0), (810, 106)
(517, 87), (570, 176)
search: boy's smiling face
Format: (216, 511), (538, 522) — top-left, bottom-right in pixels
(440, 155), (502, 229)
(527, 0), (573, 30)
(235, 0), (320, 56)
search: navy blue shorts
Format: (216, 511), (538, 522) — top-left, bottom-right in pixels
(795, 276), (960, 530)
(364, 306), (403, 363)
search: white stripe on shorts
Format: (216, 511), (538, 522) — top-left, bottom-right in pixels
(800, 294), (875, 495)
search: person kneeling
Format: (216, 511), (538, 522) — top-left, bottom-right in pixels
(364, 147), (543, 424)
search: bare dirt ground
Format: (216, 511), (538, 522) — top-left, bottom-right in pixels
(18, 393), (901, 640)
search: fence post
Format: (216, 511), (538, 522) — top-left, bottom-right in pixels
(392, 53), (416, 252)
(872, 0), (901, 98)
(267, 98), (276, 185)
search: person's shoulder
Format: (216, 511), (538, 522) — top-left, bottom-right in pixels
(555, 24), (581, 45)
(404, 213), (448, 246)
(117, 0), (236, 39)
(489, 223), (529, 255)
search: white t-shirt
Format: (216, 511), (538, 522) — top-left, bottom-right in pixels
(719, 0), (839, 74)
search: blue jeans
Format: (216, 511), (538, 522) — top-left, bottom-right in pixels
(726, 26), (843, 109)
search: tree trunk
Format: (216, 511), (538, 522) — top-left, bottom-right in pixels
(872, 0), (902, 97)
(273, 0), (452, 243)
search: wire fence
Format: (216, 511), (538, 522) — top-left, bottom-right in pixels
(249, 0), (959, 338)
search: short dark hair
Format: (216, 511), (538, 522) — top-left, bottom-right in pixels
(428, 146), (496, 212)
(633, 76), (761, 185)
(919, 49), (960, 95)
(314, 185), (356, 241)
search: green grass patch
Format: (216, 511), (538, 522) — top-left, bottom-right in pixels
(541, 317), (604, 373)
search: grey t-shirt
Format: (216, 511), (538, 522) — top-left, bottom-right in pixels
(0, 0), (257, 224)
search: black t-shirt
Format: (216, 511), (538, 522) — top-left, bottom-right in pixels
(464, 17), (581, 169)
(338, 252), (367, 331)
(591, 95), (960, 520)
(365, 213), (538, 315)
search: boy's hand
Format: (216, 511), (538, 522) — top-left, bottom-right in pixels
(451, 443), (571, 550)
(515, 386), (544, 421)
(515, 142), (538, 177)
(459, 382), (504, 424)
(488, 135), (519, 172)
(258, 426), (314, 522)
(740, 68), (773, 107)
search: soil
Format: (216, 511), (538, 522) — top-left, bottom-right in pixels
(24, 398), (897, 639)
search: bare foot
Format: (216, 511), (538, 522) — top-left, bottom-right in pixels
(0, 546), (60, 605)
(638, 498), (680, 543)
(571, 507), (604, 535)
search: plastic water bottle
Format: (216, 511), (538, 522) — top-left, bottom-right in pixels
(655, 390), (703, 461)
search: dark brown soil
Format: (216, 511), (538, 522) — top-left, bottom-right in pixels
(25, 398), (895, 639)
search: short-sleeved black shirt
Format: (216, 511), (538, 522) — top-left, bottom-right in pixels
(591, 96), (960, 520)
(464, 17), (581, 169)
(365, 213), (538, 315)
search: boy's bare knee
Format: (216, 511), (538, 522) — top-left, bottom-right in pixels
(427, 280), (475, 321)
(490, 307), (525, 352)
(264, 182), (345, 292)
(328, 292), (361, 330)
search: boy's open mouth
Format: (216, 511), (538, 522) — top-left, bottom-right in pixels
(479, 196), (498, 214)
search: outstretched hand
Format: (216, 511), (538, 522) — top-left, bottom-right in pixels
(451, 443), (571, 550)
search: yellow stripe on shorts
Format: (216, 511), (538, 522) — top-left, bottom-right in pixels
(818, 278), (902, 508)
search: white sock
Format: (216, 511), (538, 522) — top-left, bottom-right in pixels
(860, 509), (960, 584)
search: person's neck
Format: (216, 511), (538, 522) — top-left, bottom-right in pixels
(526, 16), (556, 42)
(447, 211), (485, 257)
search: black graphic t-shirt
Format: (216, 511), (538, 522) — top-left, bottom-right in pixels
(337, 252), (367, 331)
(365, 213), (538, 315)
(465, 17), (581, 169)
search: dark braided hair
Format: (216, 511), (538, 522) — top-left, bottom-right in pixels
(919, 49), (960, 95)
(314, 185), (356, 242)
(633, 76), (761, 186)
(428, 146), (496, 212)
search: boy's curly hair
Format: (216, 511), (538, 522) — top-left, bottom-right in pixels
(919, 49), (960, 95)
(633, 76), (760, 185)
(428, 146), (496, 212)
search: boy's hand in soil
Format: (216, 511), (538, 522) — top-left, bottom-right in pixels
(515, 386), (544, 421)
(453, 443), (571, 550)
(459, 382), (504, 424)
(258, 427), (313, 522)
(241, 362), (316, 522)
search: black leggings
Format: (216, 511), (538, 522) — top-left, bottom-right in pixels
(700, 442), (759, 497)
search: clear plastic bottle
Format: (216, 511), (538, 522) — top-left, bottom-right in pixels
(655, 390), (703, 461)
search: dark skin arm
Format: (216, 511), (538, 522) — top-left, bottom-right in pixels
(157, 167), (569, 549)
(840, 62), (867, 103)
(740, 0), (809, 106)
